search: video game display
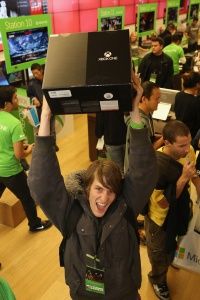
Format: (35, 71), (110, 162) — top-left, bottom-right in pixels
(167, 7), (178, 22)
(101, 16), (122, 31)
(189, 3), (199, 19)
(139, 11), (155, 33)
(137, 3), (157, 37)
(98, 7), (124, 32)
(0, 68), (9, 85)
(7, 27), (48, 66)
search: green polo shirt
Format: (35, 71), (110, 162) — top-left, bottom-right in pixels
(0, 111), (25, 177)
(163, 43), (185, 75)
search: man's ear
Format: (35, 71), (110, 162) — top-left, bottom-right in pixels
(164, 140), (171, 146)
(140, 95), (145, 103)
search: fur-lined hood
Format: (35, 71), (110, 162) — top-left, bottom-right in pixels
(64, 170), (86, 198)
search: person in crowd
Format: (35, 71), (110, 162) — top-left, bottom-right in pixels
(174, 71), (200, 139)
(0, 86), (52, 232)
(159, 22), (177, 47)
(186, 17), (200, 52)
(125, 81), (163, 173)
(27, 63), (59, 151)
(163, 33), (186, 90)
(130, 31), (149, 58)
(27, 63), (44, 119)
(145, 120), (200, 300)
(28, 73), (157, 300)
(124, 81), (164, 245)
(95, 111), (127, 175)
(138, 37), (174, 88)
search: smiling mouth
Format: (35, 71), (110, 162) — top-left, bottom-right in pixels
(96, 202), (107, 212)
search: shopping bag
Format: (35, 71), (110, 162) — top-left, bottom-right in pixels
(172, 202), (200, 274)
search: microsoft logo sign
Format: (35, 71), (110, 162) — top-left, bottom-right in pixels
(176, 247), (185, 259)
(176, 246), (200, 265)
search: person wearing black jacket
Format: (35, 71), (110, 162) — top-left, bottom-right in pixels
(28, 73), (157, 300)
(138, 37), (173, 88)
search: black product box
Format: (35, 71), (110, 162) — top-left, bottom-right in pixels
(42, 29), (133, 115)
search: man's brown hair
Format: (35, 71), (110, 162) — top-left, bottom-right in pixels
(163, 120), (190, 143)
(85, 159), (122, 195)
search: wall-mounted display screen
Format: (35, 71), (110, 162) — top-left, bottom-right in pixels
(189, 3), (199, 19)
(138, 11), (155, 33)
(0, 14), (51, 73)
(0, 60), (23, 86)
(7, 27), (48, 66)
(100, 16), (122, 31)
(167, 7), (178, 22)
(165, 0), (180, 24)
(137, 3), (157, 37)
(98, 7), (124, 32)
(0, 68), (9, 86)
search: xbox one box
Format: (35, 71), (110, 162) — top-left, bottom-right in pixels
(42, 29), (133, 114)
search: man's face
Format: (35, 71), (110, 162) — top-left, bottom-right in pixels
(165, 135), (191, 160)
(88, 177), (116, 218)
(32, 69), (43, 81)
(145, 87), (160, 113)
(151, 41), (163, 55)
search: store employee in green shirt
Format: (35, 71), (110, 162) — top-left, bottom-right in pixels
(0, 85), (52, 232)
(163, 33), (186, 90)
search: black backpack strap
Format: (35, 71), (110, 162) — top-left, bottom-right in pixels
(124, 205), (140, 244)
(59, 199), (83, 267)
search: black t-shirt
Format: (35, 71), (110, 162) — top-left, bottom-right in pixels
(148, 54), (163, 75)
(174, 91), (200, 138)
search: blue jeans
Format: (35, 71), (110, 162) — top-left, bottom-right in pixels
(105, 144), (126, 175)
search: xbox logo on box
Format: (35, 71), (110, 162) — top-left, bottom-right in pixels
(98, 51), (118, 61)
(104, 51), (112, 58)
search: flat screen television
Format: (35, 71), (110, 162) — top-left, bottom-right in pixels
(7, 27), (48, 66)
(189, 3), (199, 19)
(0, 60), (24, 86)
(167, 7), (178, 23)
(100, 16), (122, 31)
(138, 11), (155, 34)
(0, 68), (9, 86)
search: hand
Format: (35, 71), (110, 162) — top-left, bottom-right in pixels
(41, 96), (52, 118)
(38, 96), (51, 136)
(129, 71), (143, 123)
(32, 97), (41, 107)
(23, 143), (34, 155)
(182, 160), (197, 181)
(131, 71), (143, 107)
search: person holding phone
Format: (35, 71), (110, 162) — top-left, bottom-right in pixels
(145, 120), (200, 300)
